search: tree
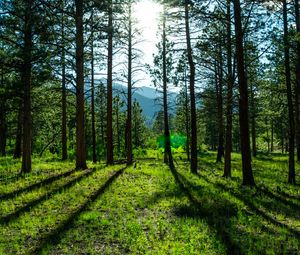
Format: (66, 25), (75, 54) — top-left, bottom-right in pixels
(233, 0), (255, 186)
(61, 0), (68, 161)
(283, 0), (296, 184)
(184, 0), (198, 173)
(294, 0), (300, 161)
(106, 0), (114, 165)
(21, 0), (34, 173)
(126, 0), (133, 165)
(224, 0), (234, 178)
(75, 0), (87, 170)
(162, 5), (174, 169)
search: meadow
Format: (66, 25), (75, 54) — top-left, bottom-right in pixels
(0, 152), (299, 255)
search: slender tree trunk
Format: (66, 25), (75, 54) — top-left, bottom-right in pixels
(216, 43), (224, 163)
(162, 7), (174, 169)
(249, 81), (257, 157)
(0, 104), (6, 157)
(106, 0), (114, 165)
(271, 119), (274, 152)
(295, 0), (300, 161)
(91, 12), (96, 163)
(266, 121), (270, 153)
(75, 0), (87, 170)
(21, 0), (33, 173)
(61, 4), (67, 161)
(0, 66), (6, 156)
(99, 84), (105, 159)
(116, 99), (120, 156)
(184, 0), (197, 173)
(233, 0), (255, 186)
(283, 0), (296, 184)
(14, 104), (23, 159)
(126, 1), (133, 165)
(224, 0), (233, 178)
(184, 67), (190, 161)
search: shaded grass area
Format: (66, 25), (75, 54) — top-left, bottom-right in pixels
(0, 158), (77, 196)
(0, 152), (299, 254)
(0, 163), (126, 255)
(45, 163), (224, 255)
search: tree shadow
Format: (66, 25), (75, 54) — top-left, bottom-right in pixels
(0, 168), (97, 225)
(32, 166), (126, 254)
(0, 168), (77, 200)
(196, 173), (300, 239)
(167, 166), (243, 255)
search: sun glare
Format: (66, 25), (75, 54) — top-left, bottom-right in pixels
(133, 0), (163, 65)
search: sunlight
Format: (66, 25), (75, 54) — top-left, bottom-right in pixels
(133, 0), (163, 65)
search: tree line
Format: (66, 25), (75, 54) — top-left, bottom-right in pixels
(0, 0), (299, 186)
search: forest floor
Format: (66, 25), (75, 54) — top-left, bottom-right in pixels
(0, 152), (299, 255)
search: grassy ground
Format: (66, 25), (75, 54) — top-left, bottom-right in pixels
(0, 152), (299, 254)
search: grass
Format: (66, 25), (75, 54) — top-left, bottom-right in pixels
(0, 152), (299, 254)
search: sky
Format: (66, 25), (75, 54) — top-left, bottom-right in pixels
(133, 0), (162, 66)
(132, 0), (163, 87)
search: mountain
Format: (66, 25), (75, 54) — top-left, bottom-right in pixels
(87, 79), (177, 124)
(112, 83), (162, 123)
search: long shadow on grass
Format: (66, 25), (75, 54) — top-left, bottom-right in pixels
(167, 166), (242, 255)
(255, 185), (300, 218)
(0, 168), (78, 200)
(0, 168), (98, 225)
(197, 173), (300, 239)
(33, 166), (126, 255)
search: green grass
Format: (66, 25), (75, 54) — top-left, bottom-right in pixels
(0, 152), (299, 254)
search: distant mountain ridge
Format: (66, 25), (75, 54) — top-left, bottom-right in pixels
(92, 79), (177, 124)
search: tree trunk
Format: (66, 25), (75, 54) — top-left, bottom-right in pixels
(216, 43), (224, 163)
(184, 67), (190, 161)
(224, 0), (233, 178)
(14, 104), (23, 159)
(21, 0), (33, 173)
(126, 1), (133, 165)
(250, 81), (257, 157)
(75, 0), (87, 170)
(295, 0), (300, 161)
(61, 3), (67, 161)
(91, 12), (96, 163)
(162, 7), (174, 169)
(271, 119), (274, 152)
(0, 66), (6, 156)
(184, 0), (197, 173)
(106, 0), (114, 165)
(116, 98), (120, 156)
(0, 102), (6, 157)
(233, 0), (255, 186)
(283, 0), (296, 184)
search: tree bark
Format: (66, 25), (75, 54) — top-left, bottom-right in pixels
(126, 1), (133, 165)
(184, 67), (190, 161)
(0, 103), (6, 157)
(0, 66), (6, 156)
(75, 0), (87, 170)
(61, 2), (67, 161)
(184, 0), (197, 173)
(21, 0), (33, 173)
(283, 0), (296, 184)
(14, 104), (23, 159)
(295, 0), (300, 161)
(216, 43), (224, 163)
(271, 119), (274, 152)
(106, 0), (114, 165)
(250, 81), (256, 157)
(233, 0), (255, 186)
(91, 11), (96, 163)
(224, 0), (233, 178)
(162, 7), (174, 169)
